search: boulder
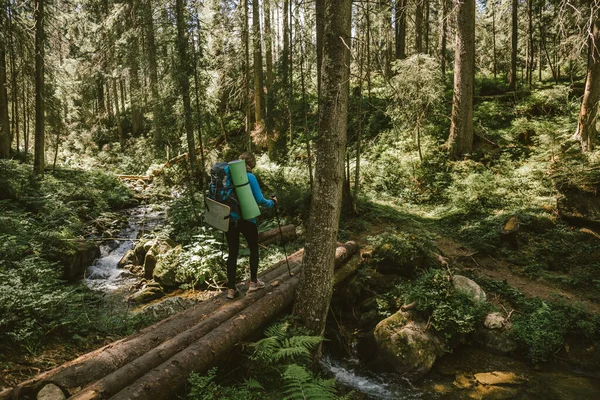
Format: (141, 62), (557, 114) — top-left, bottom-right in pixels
(37, 383), (66, 400)
(63, 241), (101, 282)
(373, 311), (444, 376)
(152, 246), (182, 288)
(474, 371), (526, 386)
(452, 275), (487, 303)
(143, 250), (157, 279)
(475, 312), (518, 354)
(370, 233), (430, 277)
(128, 286), (164, 304)
(134, 240), (148, 264)
(557, 190), (600, 229)
(118, 249), (138, 268)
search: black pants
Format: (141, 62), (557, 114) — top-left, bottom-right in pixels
(225, 219), (259, 289)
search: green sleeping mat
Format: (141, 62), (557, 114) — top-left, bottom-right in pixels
(228, 159), (261, 220)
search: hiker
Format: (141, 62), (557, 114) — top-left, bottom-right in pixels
(225, 152), (277, 299)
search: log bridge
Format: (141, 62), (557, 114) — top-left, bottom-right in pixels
(1, 242), (360, 400)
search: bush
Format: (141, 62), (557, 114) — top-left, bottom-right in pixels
(406, 269), (489, 343)
(368, 231), (434, 274)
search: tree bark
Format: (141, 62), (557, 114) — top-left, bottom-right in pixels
(243, 0), (251, 148)
(293, 0), (351, 342)
(252, 0), (265, 134)
(141, 0), (161, 148)
(395, 0), (407, 59)
(112, 77), (124, 148)
(440, 0), (449, 78)
(127, 0), (143, 136)
(33, 0), (45, 175)
(447, 0), (475, 160)
(0, 44), (10, 158)
(264, 0), (275, 157)
(509, 0), (518, 91)
(415, 0), (423, 53)
(175, 0), (197, 183)
(574, 10), (600, 152)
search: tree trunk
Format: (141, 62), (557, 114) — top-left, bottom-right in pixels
(112, 77), (124, 149)
(264, 0), (275, 157)
(142, 0), (161, 148)
(252, 0), (265, 135)
(257, 224), (297, 245)
(492, 2), (497, 79)
(0, 45), (10, 158)
(424, 0), (430, 54)
(527, 0), (533, 86)
(9, 4), (17, 152)
(509, 0), (518, 91)
(574, 11), (600, 152)
(293, 0), (351, 343)
(395, 0), (407, 59)
(243, 0), (251, 148)
(440, 0), (448, 79)
(415, 0), (423, 53)
(128, 0), (143, 136)
(447, 0), (475, 159)
(192, 5), (205, 186)
(33, 0), (45, 175)
(175, 0), (197, 183)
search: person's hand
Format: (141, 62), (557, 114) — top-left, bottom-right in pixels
(271, 196), (278, 205)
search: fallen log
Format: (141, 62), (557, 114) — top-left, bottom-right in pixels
(0, 249), (306, 399)
(116, 175), (152, 181)
(110, 246), (360, 400)
(0, 242), (359, 400)
(258, 224), (297, 245)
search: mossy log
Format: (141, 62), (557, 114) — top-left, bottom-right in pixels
(0, 242), (359, 400)
(258, 224), (297, 245)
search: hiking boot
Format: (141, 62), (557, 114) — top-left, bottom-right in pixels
(226, 289), (238, 299)
(247, 279), (266, 293)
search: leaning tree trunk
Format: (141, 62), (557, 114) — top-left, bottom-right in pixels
(293, 0), (351, 342)
(142, 0), (161, 149)
(509, 0), (518, 91)
(574, 11), (600, 152)
(447, 0), (475, 160)
(33, 0), (45, 175)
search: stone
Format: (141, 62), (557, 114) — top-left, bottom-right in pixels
(452, 275), (486, 303)
(134, 240), (148, 264)
(454, 373), (475, 389)
(469, 385), (520, 400)
(128, 286), (164, 304)
(484, 312), (505, 329)
(373, 311), (444, 377)
(63, 241), (101, 282)
(152, 246), (182, 288)
(143, 250), (157, 279)
(37, 384), (66, 400)
(474, 371), (526, 386)
(118, 249), (138, 268)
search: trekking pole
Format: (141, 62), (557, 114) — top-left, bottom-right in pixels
(272, 197), (293, 276)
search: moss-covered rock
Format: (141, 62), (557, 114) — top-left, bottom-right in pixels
(118, 249), (138, 268)
(152, 245), (183, 288)
(373, 311), (444, 376)
(128, 286), (164, 303)
(369, 232), (432, 276)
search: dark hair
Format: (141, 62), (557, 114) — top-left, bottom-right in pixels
(239, 151), (256, 169)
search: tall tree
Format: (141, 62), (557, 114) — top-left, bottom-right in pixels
(141, 0), (162, 148)
(0, 3), (10, 158)
(440, 0), (449, 78)
(175, 0), (197, 181)
(447, 0), (475, 159)
(264, 0), (275, 156)
(127, 0), (143, 136)
(415, 0), (423, 53)
(293, 0), (351, 342)
(574, 8), (600, 152)
(395, 0), (407, 59)
(252, 0), (265, 134)
(509, 0), (518, 90)
(33, 0), (45, 175)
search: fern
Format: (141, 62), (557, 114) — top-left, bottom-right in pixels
(253, 322), (323, 363)
(281, 364), (337, 400)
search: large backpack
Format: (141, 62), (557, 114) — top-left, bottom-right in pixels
(208, 162), (241, 216)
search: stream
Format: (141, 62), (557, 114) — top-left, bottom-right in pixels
(85, 205), (166, 292)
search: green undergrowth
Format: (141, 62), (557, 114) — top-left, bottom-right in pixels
(187, 321), (345, 400)
(0, 160), (146, 356)
(481, 278), (600, 364)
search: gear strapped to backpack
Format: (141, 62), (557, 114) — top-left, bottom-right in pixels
(207, 162), (241, 216)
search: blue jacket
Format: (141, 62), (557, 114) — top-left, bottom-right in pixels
(230, 172), (274, 223)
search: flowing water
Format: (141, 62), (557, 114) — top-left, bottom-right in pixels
(85, 205), (166, 292)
